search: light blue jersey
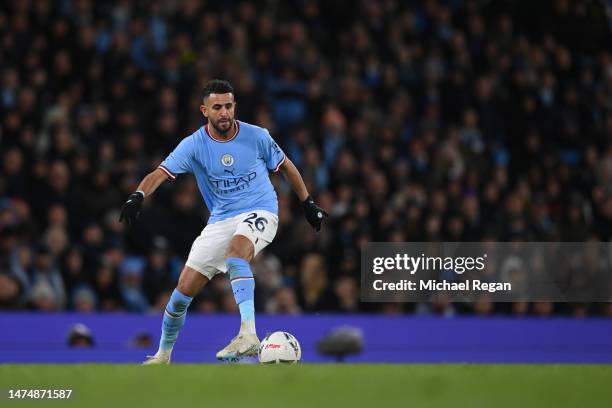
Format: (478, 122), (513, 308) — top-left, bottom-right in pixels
(158, 120), (285, 224)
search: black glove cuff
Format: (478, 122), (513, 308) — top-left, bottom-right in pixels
(129, 191), (145, 202)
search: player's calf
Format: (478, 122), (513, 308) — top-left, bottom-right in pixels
(226, 256), (257, 336)
(149, 288), (193, 363)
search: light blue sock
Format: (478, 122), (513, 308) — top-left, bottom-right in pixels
(226, 257), (256, 331)
(159, 288), (193, 352)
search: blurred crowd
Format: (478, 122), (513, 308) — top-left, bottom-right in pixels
(1, 0), (612, 317)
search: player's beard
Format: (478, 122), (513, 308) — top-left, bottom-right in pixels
(211, 118), (233, 135)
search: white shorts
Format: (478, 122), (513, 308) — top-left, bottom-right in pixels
(185, 210), (278, 280)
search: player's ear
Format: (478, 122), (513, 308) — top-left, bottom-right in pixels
(200, 104), (208, 118)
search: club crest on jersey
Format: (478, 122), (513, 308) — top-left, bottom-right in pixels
(221, 154), (234, 167)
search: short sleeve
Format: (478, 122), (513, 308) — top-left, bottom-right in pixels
(158, 136), (194, 181)
(261, 130), (286, 172)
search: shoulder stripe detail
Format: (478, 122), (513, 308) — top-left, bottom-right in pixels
(158, 165), (177, 181)
(205, 120), (240, 143)
(272, 154), (286, 172)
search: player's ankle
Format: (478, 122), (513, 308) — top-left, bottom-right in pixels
(239, 320), (257, 335)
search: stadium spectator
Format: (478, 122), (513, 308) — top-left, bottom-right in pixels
(0, 274), (24, 309)
(267, 286), (302, 315)
(66, 323), (95, 348)
(118, 257), (148, 312)
(29, 245), (66, 311)
(72, 284), (98, 313)
(92, 260), (123, 311)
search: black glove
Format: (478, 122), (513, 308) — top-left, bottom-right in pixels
(302, 195), (328, 232)
(119, 191), (145, 226)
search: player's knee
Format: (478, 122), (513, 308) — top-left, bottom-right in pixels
(225, 246), (250, 261)
(226, 236), (254, 261)
(176, 267), (208, 297)
(176, 279), (194, 297)
(176, 281), (195, 298)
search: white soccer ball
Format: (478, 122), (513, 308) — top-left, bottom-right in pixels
(259, 331), (301, 364)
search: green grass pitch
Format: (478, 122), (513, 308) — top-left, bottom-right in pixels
(1, 364), (611, 407)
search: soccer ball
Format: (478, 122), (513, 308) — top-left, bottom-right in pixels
(259, 331), (301, 364)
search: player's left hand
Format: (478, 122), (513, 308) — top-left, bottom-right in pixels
(302, 195), (328, 232)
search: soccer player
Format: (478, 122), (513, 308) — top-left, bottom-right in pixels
(119, 79), (327, 364)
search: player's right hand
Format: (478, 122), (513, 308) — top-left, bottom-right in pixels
(119, 191), (145, 226)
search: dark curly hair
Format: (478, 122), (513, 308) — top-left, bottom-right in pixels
(201, 79), (234, 102)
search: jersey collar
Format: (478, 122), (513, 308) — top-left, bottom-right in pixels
(204, 120), (240, 143)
